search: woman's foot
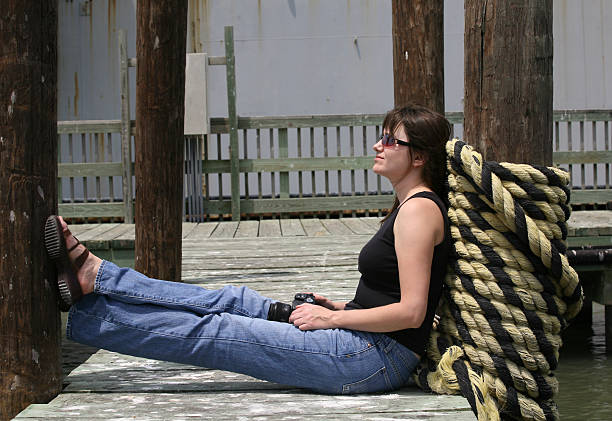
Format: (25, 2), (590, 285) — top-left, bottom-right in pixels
(44, 215), (101, 309)
(57, 216), (101, 295)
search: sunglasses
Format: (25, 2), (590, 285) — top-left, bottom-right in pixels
(378, 133), (415, 149)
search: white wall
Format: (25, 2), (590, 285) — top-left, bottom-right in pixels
(57, 0), (611, 120)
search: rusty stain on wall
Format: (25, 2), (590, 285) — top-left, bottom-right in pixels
(108, 0), (116, 53)
(89, 0), (93, 51)
(73, 71), (79, 117)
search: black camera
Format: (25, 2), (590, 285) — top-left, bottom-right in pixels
(267, 293), (318, 323)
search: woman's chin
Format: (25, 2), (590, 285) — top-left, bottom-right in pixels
(372, 164), (384, 176)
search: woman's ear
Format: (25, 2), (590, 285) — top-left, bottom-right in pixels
(412, 151), (426, 168)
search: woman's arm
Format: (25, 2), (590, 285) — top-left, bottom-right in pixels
(289, 197), (444, 332)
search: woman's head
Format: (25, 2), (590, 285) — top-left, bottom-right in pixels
(377, 104), (451, 198)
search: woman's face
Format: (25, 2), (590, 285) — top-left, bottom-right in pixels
(372, 124), (414, 182)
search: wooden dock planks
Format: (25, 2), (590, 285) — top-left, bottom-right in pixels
(13, 217), (479, 420)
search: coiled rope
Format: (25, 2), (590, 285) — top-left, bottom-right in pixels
(416, 139), (583, 421)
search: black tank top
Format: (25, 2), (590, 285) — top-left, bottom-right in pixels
(345, 191), (450, 355)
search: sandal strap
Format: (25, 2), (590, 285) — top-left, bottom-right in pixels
(67, 236), (81, 253)
(67, 235), (90, 269)
(74, 248), (90, 270)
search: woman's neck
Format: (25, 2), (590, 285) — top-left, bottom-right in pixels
(392, 174), (430, 203)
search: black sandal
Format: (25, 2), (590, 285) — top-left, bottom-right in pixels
(44, 215), (88, 310)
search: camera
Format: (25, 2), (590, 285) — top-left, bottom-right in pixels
(267, 293), (318, 323)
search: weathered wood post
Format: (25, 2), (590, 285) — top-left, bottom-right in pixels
(391, 0), (445, 113)
(464, 0), (553, 165)
(0, 1), (62, 419)
(134, 0), (189, 282)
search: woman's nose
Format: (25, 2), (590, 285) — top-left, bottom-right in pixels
(372, 139), (383, 152)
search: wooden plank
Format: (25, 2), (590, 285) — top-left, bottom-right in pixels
(77, 223), (119, 242)
(567, 211), (612, 235)
(182, 269), (361, 284)
(15, 391), (474, 420)
(201, 156), (374, 174)
(86, 224), (133, 250)
(234, 220), (260, 238)
(112, 223), (135, 245)
(569, 189), (612, 205)
(568, 236), (612, 248)
(258, 219), (282, 237)
(58, 202), (126, 218)
(339, 218), (376, 235)
(553, 150), (612, 164)
(68, 223), (101, 237)
(278, 128), (289, 200)
(225, 27), (240, 221)
(181, 222), (198, 239)
(300, 218), (330, 236)
(180, 255), (357, 270)
(360, 216), (382, 230)
(57, 120), (122, 134)
(211, 221), (238, 238)
(183, 234), (370, 250)
(119, 29), (134, 223)
(553, 109), (612, 122)
(185, 222), (219, 240)
(58, 162), (123, 177)
(280, 218), (306, 236)
(320, 219), (355, 235)
(204, 195), (395, 215)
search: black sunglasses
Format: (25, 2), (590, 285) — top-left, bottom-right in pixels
(379, 133), (420, 149)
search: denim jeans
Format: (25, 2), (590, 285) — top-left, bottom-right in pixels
(67, 260), (420, 394)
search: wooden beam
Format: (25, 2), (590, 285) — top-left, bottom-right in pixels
(134, 0), (188, 282)
(464, 0), (553, 165)
(0, 1), (62, 419)
(391, 1), (444, 113)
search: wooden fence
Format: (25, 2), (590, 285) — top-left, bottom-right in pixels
(57, 109), (612, 222)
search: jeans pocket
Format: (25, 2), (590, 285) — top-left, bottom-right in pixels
(341, 367), (391, 394)
(383, 341), (420, 388)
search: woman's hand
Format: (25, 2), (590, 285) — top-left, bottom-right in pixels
(289, 304), (336, 331)
(312, 293), (344, 311)
(300, 292), (345, 311)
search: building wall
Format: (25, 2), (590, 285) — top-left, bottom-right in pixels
(57, 0), (612, 121)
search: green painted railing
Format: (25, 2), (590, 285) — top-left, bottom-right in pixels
(56, 24), (612, 221)
(57, 109), (612, 221)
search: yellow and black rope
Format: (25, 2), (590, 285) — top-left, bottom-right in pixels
(417, 139), (583, 421)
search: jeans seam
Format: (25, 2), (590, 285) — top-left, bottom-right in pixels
(97, 288), (254, 318)
(74, 309), (354, 357)
(95, 264), (254, 317)
(66, 307), (75, 340)
(93, 259), (107, 293)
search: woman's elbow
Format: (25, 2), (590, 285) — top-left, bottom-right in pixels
(397, 306), (426, 329)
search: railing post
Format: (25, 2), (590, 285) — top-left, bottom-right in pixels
(278, 128), (289, 198)
(225, 26), (240, 221)
(119, 29), (134, 223)
(278, 127), (289, 218)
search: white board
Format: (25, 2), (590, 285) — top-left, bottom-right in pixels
(184, 53), (209, 135)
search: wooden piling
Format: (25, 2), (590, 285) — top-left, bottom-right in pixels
(0, 1), (62, 419)
(134, 0), (188, 282)
(391, 1), (445, 113)
(464, 0), (553, 165)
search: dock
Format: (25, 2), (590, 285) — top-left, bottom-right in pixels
(13, 211), (612, 420)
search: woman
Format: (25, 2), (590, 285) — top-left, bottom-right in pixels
(46, 104), (451, 394)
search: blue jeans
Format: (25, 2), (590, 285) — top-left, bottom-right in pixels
(67, 260), (420, 394)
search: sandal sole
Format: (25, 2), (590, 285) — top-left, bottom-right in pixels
(44, 216), (82, 310)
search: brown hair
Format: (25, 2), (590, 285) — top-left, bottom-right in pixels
(380, 104), (451, 222)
